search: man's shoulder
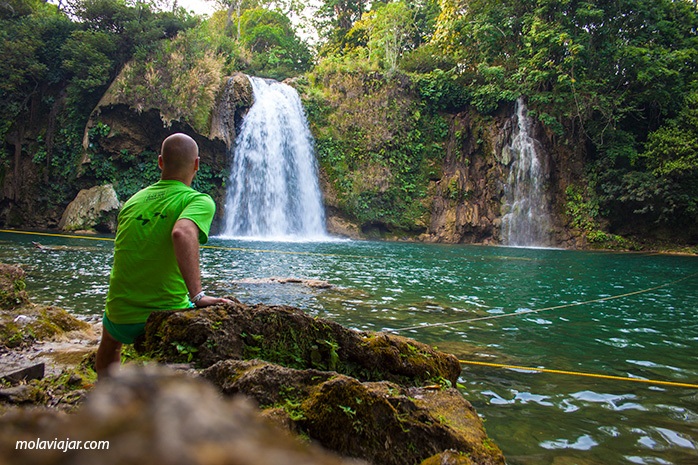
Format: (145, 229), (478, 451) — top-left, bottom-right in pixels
(122, 183), (158, 208)
(185, 190), (216, 212)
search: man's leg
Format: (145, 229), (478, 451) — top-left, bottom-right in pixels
(96, 325), (122, 379)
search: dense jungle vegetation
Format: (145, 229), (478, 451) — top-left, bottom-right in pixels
(1, 0), (698, 246)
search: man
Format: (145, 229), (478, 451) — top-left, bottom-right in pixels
(96, 133), (232, 378)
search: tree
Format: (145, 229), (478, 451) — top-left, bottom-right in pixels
(314, 0), (368, 54)
(0, 0), (75, 199)
(61, 30), (117, 106)
(239, 7), (312, 78)
(351, 1), (415, 71)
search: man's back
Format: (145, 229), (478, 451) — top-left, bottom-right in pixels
(105, 179), (215, 324)
(97, 133), (232, 379)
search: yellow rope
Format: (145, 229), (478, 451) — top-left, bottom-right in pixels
(459, 359), (698, 389)
(0, 229), (360, 258)
(0, 229), (115, 242)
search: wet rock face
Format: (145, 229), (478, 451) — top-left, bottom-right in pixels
(138, 301), (461, 387)
(1, 366), (367, 465)
(203, 360), (505, 465)
(209, 73), (254, 149)
(58, 184), (120, 233)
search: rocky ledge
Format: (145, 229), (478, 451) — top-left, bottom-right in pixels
(0, 263), (505, 465)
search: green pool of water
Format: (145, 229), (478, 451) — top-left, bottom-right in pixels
(2, 231), (697, 464)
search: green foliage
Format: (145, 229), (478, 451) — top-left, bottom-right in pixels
(0, 1), (74, 141)
(239, 8), (312, 79)
(350, 1), (415, 71)
(1, 0), (200, 220)
(191, 162), (228, 198)
(85, 147), (161, 200)
(314, 0), (368, 54)
(111, 26), (226, 133)
(639, 91), (698, 226)
(565, 185), (599, 233)
(414, 69), (469, 111)
(424, 0), (698, 236)
(643, 90), (698, 179)
(171, 341), (199, 362)
(61, 30), (117, 105)
(308, 66), (446, 234)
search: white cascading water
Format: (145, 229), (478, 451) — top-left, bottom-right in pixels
(501, 97), (552, 247)
(221, 77), (326, 240)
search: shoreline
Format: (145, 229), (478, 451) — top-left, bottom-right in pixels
(1, 227), (696, 256)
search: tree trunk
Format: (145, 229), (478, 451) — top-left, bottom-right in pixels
(12, 127), (23, 201)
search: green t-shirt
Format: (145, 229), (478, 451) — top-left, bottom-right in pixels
(105, 180), (216, 324)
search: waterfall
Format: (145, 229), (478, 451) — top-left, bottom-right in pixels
(221, 77), (327, 240)
(501, 97), (552, 247)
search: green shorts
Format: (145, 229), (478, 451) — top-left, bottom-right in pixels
(102, 313), (146, 344)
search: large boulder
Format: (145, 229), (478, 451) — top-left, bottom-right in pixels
(0, 365), (366, 465)
(58, 184), (120, 233)
(137, 301), (461, 387)
(203, 359), (506, 465)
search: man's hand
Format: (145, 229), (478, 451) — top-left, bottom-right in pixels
(195, 295), (235, 307)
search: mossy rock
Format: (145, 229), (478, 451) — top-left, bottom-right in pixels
(0, 366), (367, 465)
(0, 264), (30, 310)
(139, 301), (461, 387)
(202, 359), (505, 465)
(0, 263), (91, 348)
(1, 305), (91, 348)
(0, 355), (97, 411)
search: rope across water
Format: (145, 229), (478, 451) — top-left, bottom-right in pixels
(387, 272), (698, 333)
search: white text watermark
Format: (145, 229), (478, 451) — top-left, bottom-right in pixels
(16, 438), (109, 453)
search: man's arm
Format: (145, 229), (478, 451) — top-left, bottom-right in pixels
(172, 218), (233, 307)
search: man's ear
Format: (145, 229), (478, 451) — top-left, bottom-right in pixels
(194, 157), (200, 172)
(158, 155), (164, 170)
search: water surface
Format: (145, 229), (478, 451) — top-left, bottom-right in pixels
(1, 231), (697, 464)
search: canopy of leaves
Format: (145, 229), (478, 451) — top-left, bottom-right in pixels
(238, 7), (312, 79)
(0, 0), (200, 215)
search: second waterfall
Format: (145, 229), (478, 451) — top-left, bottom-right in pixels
(501, 98), (552, 247)
(221, 77), (327, 240)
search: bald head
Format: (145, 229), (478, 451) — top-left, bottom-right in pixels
(159, 133), (199, 185)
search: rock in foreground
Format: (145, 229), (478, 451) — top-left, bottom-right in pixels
(138, 302), (504, 464)
(1, 365), (366, 465)
(204, 359), (505, 465)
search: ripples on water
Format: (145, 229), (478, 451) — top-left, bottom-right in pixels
(1, 232), (697, 464)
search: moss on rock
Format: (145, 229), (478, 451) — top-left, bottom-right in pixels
(139, 301), (461, 386)
(420, 450), (477, 465)
(202, 359), (505, 465)
(0, 263), (91, 348)
(0, 264), (30, 310)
